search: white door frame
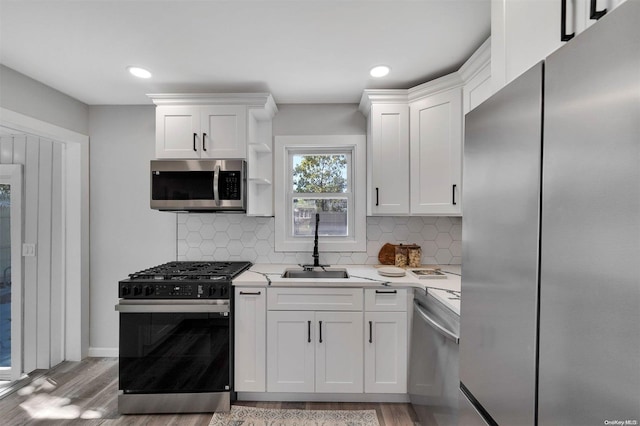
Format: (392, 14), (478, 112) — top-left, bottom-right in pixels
(0, 107), (89, 370)
(0, 164), (23, 381)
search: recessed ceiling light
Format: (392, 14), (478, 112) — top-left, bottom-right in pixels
(127, 66), (152, 79)
(370, 65), (390, 78)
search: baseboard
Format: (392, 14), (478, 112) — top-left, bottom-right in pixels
(87, 347), (118, 357)
(236, 392), (409, 403)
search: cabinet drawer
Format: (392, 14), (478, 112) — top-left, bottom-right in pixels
(364, 288), (408, 311)
(267, 288), (363, 311)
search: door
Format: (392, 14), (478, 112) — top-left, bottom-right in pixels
(461, 63), (543, 425)
(155, 106), (201, 158)
(234, 288), (266, 392)
(200, 106), (247, 159)
(119, 309), (231, 393)
(410, 88), (462, 215)
(365, 311), (407, 393)
(266, 311), (315, 392)
(369, 104), (409, 215)
(0, 165), (23, 381)
(315, 311), (363, 393)
(539, 3), (640, 424)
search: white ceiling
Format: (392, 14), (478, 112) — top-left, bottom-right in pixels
(0, 0), (490, 106)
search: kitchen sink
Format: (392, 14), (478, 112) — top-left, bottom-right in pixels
(281, 268), (349, 279)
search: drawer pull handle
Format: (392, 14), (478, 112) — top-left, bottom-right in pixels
(239, 291), (261, 296)
(375, 290), (397, 294)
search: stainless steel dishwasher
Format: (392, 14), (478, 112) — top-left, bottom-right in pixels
(409, 288), (460, 426)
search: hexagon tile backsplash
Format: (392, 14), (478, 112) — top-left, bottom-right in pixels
(177, 214), (461, 265)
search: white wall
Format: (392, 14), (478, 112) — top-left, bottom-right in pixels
(88, 106), (175, 355)
(273, 104), (366, 135)
(0, 134), (66, 372)
(0, 65), (89, 135)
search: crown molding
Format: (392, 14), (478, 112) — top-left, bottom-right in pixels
(147, 93), (277, 113)
(407, 72), (464, 102)
(458, 37), (491, 83)
(358, 89), (409, 116)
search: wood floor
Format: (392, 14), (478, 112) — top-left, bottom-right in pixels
(0, 357), (421, 425)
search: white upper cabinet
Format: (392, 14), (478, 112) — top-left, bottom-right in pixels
(360, 40), (490, 217)
(491, 0), (627, 92)
(360, 75), (464, 216)
(154, 105), (246, 159)
(149, 93), (276, 160)
(409, 86), (462, 216)
(200, 105), (247, 159)
(367, 102), (410, 215)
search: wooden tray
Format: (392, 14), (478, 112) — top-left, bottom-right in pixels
(377, 243), (397, 265)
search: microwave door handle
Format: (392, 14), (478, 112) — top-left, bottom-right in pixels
(213, 164), (220, 206)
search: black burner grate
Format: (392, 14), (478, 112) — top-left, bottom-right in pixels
(127, 261), (252, 281)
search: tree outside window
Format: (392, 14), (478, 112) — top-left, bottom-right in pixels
(291, 153), (349, 237)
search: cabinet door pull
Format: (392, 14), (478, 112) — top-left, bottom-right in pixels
(452, 184), (457, 205)
(375, 289), (397, 294)
(369, 321), (373, 343)
(308, 320), (311, 343)
(319, 321), (323, 343)
(590, 0), (607, 20)
(202, 133), (207, 151)
(239, 291), (261, 296)
(376, 187), (379, 206)
(561, 0), (575, 41)
(193, 133), (197, 151)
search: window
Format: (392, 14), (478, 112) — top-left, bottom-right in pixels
(275, 136), (366, 252)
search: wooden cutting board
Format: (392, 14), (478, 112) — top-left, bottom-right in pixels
(378, 243), (397, 265)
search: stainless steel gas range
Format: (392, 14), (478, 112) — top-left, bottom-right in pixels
(115, 261), (252, 414)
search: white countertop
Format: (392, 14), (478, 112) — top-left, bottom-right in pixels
(233, 264), (461, 314)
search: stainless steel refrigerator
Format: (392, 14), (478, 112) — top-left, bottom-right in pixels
(459, 2), (640, 425)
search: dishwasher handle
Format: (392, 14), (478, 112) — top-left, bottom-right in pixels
(413, 300), (459, 344)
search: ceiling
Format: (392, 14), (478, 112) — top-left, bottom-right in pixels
(0, 0), (490, 106)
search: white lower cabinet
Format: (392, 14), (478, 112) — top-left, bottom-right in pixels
(315, 311), (364, 393)
(364, 288), (408, 394)
(266, 310), (364, 393)
(234, 288), (266, 392)
(239, 286), (408, 397)
(266, 310), (316, 392)
(364, 311), (408, 393)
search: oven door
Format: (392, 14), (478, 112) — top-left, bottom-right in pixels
(117, 300), (231, 394)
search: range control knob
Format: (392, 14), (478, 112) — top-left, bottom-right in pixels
(132, 285), (142, 296)
(209, 286), (217, 297)
(219, 287), (228, 297)
(144, 286), (154, 296)
(120, 285), (131, 296)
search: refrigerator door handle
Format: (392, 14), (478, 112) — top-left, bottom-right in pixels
(561, 0), (575, 41)
(590, 0), (607, 20)
(413, 300), (460, 344)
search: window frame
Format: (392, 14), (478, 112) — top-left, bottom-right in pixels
(274, 135), (366, 253)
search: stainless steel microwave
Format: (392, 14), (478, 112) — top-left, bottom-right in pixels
(150, 159), (246, 212)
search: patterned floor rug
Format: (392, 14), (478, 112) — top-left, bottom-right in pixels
(209, 405), (380, 426)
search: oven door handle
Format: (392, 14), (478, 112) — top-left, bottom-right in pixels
(115, 303), (229, 314)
